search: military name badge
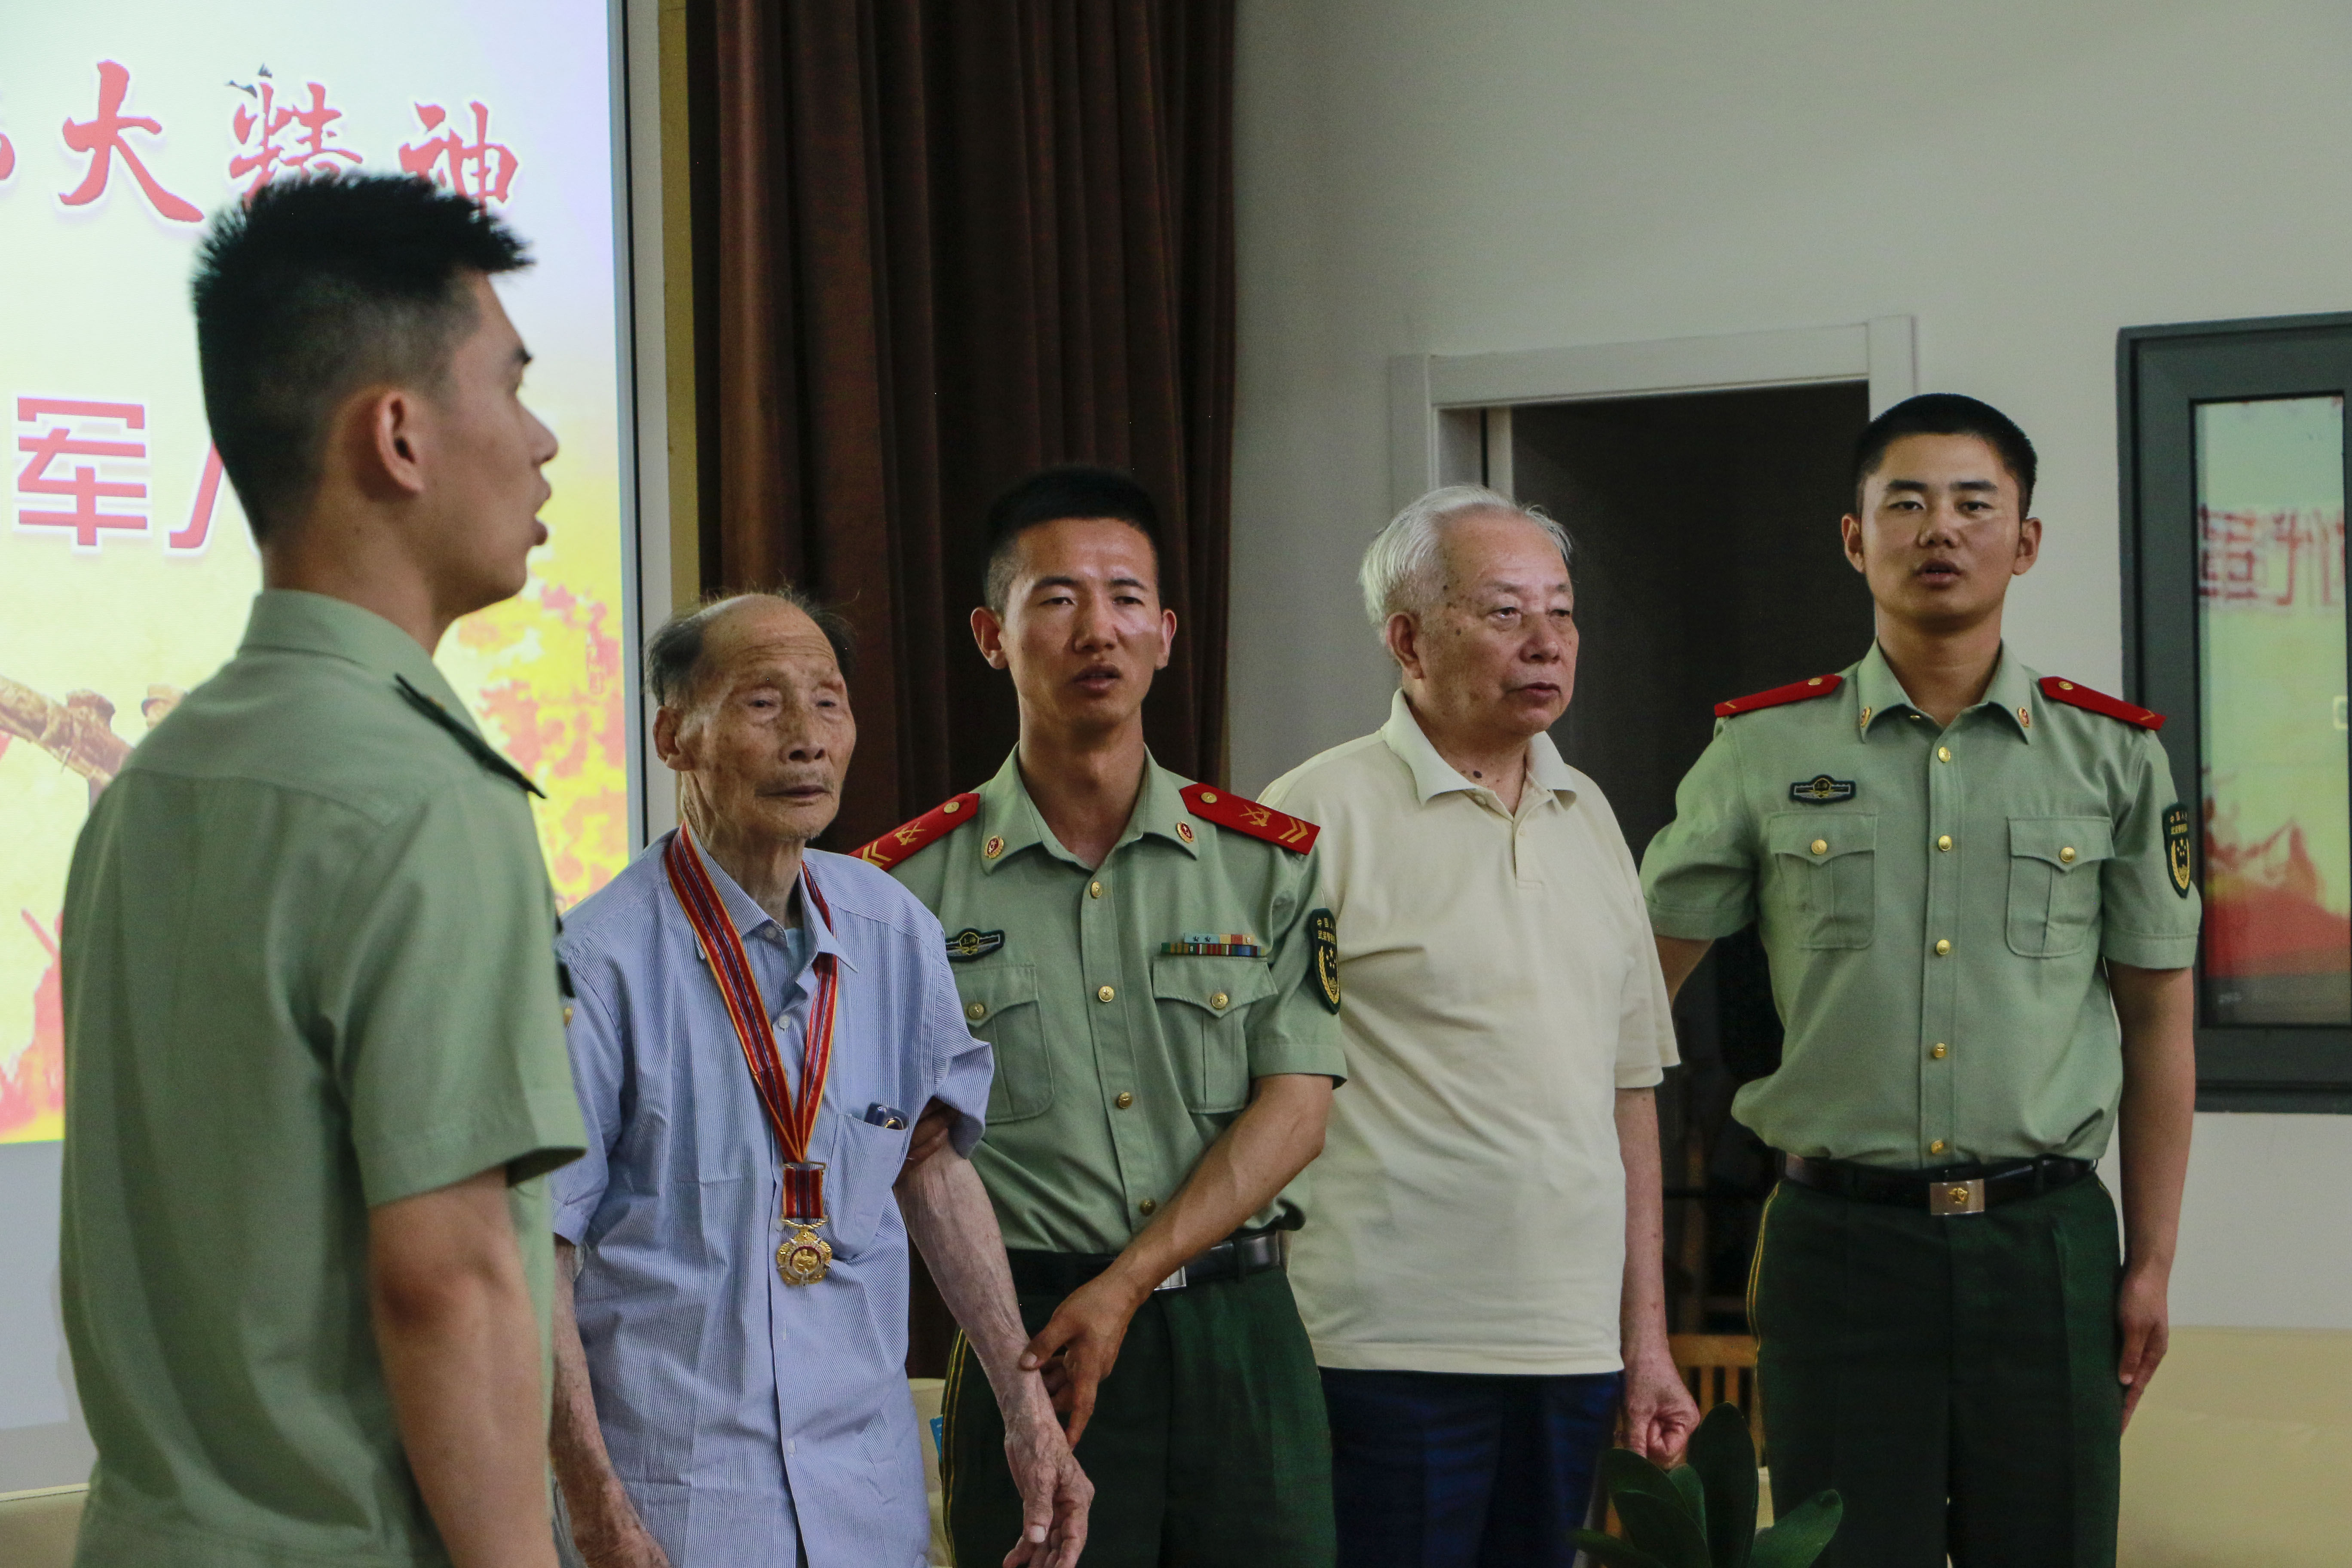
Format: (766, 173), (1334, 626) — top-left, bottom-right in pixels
(1308, 908), (1341, 1014)
(1789, 775), (1856, 804)
(945, 928), (1004, 962)
(2164, 802), (2193, 897)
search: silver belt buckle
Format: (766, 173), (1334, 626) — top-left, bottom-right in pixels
(1929, 1177), (1986, 1216)
(1155, 1266), (1188, 1292)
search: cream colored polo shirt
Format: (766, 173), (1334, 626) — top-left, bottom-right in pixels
(1260, 690), (1676, 1375)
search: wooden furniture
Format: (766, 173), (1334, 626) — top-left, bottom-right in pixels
(1670, 1332), (1765, 1459)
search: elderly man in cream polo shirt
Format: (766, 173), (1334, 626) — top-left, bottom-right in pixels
(1260, 485), (1698, 1568)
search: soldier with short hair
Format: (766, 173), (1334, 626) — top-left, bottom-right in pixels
(864, 465), (1346, 1567)
(1643, 393), (2202, 1568)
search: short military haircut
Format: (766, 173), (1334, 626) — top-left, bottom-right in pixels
(1853, 392), (2039, 514)
(191, 173), (532, 542)
(644, 587), (856, 710)
(980, 465), (1163, 615)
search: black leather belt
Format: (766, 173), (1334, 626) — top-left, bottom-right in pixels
(1007, 1228), (1285, 1298)
(1784, 1154), (2094, 1216)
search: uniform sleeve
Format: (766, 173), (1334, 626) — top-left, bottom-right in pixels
(550, 953), (624, 1243)
(1642, 720), (1763, 940)
(1246, 845), (1349, 1083)
(2100, 727), (2203, 969)
(913, 908), (993, 1157)
(323, 788), (587, 1209)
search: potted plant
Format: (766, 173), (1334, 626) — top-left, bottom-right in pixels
(1571, 1403), (1841, 1568)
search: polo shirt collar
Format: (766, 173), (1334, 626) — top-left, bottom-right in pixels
(239, 588), (478, 724)
(974, 745), (1202, 872)
(1378, 689), (1577, 806)
(689, 833), (856, 975)
(1853, 641), (2036, 744)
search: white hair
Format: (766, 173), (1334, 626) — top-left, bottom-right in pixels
(1358, 484), (1574, 629)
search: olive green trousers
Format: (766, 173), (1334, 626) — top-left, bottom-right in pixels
(942, 1267), (1335, 1567)
(1750, 1174), (2124, 1568)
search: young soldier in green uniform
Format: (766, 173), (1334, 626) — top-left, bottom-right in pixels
(1642, 395), (2200, 1568)
(861, 467), (1345, 1567)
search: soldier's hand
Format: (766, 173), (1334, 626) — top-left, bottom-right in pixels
(1018, 1271), (1145, 1448)
(1000, 1380), (1092, 1568)
(903, 1098), (957, 1172)
(2116, 1256), (2171, 1430)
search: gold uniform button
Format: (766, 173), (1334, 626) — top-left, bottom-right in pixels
(1115, 1091), (1134, 1109)
(1097, 984), (1116, 1003)
(942, 799), (960, 813)
(1937, 745), (1952, 763)
(1931, 1043), (1948, 1059)
(1937, 834), (1953, 852)
(1934, 938), (1952, 956)
(2060, 846), (2077, 864)
(1810, 838), (1828, 856)
(563, 1004), (574, 1026)
(1089, 881), (1104, 898)
(1139, 1197), (1158, 1216)
(1210, 992), (1230, 1011)
(1930, 1139), (1948, 1155)
(1199, 790), (1219, 804)
(965, 1001), (987, 1022)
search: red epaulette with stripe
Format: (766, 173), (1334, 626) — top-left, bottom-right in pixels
(1180, 783), (1320, 854)
(1714, 673), (1844, 720)
(2039, 677), (2164, 731)
(854, 792), (981, 870)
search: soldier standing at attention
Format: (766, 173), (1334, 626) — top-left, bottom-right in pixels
(861, 466), (1346, 1567)
(1642, 394), (2201, 1568)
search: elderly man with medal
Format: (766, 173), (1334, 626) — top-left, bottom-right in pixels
(546, 589), (1090, 1568)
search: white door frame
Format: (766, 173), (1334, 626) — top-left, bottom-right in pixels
(1388, 316), (1917, 511)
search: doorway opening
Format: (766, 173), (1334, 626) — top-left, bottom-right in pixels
(1509, 381), (1876, 1332)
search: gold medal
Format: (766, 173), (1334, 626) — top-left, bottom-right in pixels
(777, 1223), (833, 1286)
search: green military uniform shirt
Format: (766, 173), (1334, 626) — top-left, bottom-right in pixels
(882, 750), (1346, 1254)
(1641, 643), (2201, 1170)
(61, 591), (586, 1567)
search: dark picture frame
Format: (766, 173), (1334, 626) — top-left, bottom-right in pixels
(2119, 312), (2352, 1110)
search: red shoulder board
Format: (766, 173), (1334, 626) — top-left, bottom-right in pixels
(1180, 783), (1320, 854)
(2039, 677), (2163, 730)
(1714, 673), (1844, 720)
(854, 792), (982, 870)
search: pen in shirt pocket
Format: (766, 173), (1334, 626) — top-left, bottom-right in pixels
(864, 1102), (910, 1130)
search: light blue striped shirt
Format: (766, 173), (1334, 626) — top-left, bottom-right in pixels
(552, 835), (991, 1568)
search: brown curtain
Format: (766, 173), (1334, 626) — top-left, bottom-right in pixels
(696, 0), (1238, 858)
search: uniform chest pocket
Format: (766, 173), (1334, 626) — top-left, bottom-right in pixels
(1151, 956), (1278, 1115)
(952, 963), (1053, 1125)
(1766, 813), (1878, 950)
(2007, 817), (2113, 957)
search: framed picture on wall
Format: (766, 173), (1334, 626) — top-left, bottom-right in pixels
(2121, 312), (2352, 1108)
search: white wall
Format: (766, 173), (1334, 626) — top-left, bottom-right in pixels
(1230, 0), (2352, 1328)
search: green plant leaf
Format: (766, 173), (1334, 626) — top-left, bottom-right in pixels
(1669, 1462), (1708, 1535)
(1568, 1530), (1675, 1568)
(1684, 1402), (1759, 1568)
(1599, 1445), (1686, 1518)
(1617, 1490), (1714, 1568)
(1748, 1491), (1843, 1568)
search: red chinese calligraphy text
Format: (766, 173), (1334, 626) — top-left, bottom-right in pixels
(230, 80), (361, 195)
(398, 101), (518, 203)
(61, 62), (202, 223)
(16, 399), (149, 548)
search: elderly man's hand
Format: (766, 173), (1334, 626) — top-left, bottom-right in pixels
(1000, 1381), (1092, 1568)
(1018, 1271), (1147, 1448)
(1619, 1340), (1700, 1466)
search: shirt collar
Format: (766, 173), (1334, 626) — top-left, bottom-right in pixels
(1378, 688), (1578, 806)
(239, 588), (476, 725)
(675, 830), (856, 975)
(1853, 641), (2036, 745)
(974, 746), (1203, 872)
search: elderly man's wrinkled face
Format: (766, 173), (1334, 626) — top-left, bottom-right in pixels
(658, 599), (855, 847)
(1391, 509), (1577, 743)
